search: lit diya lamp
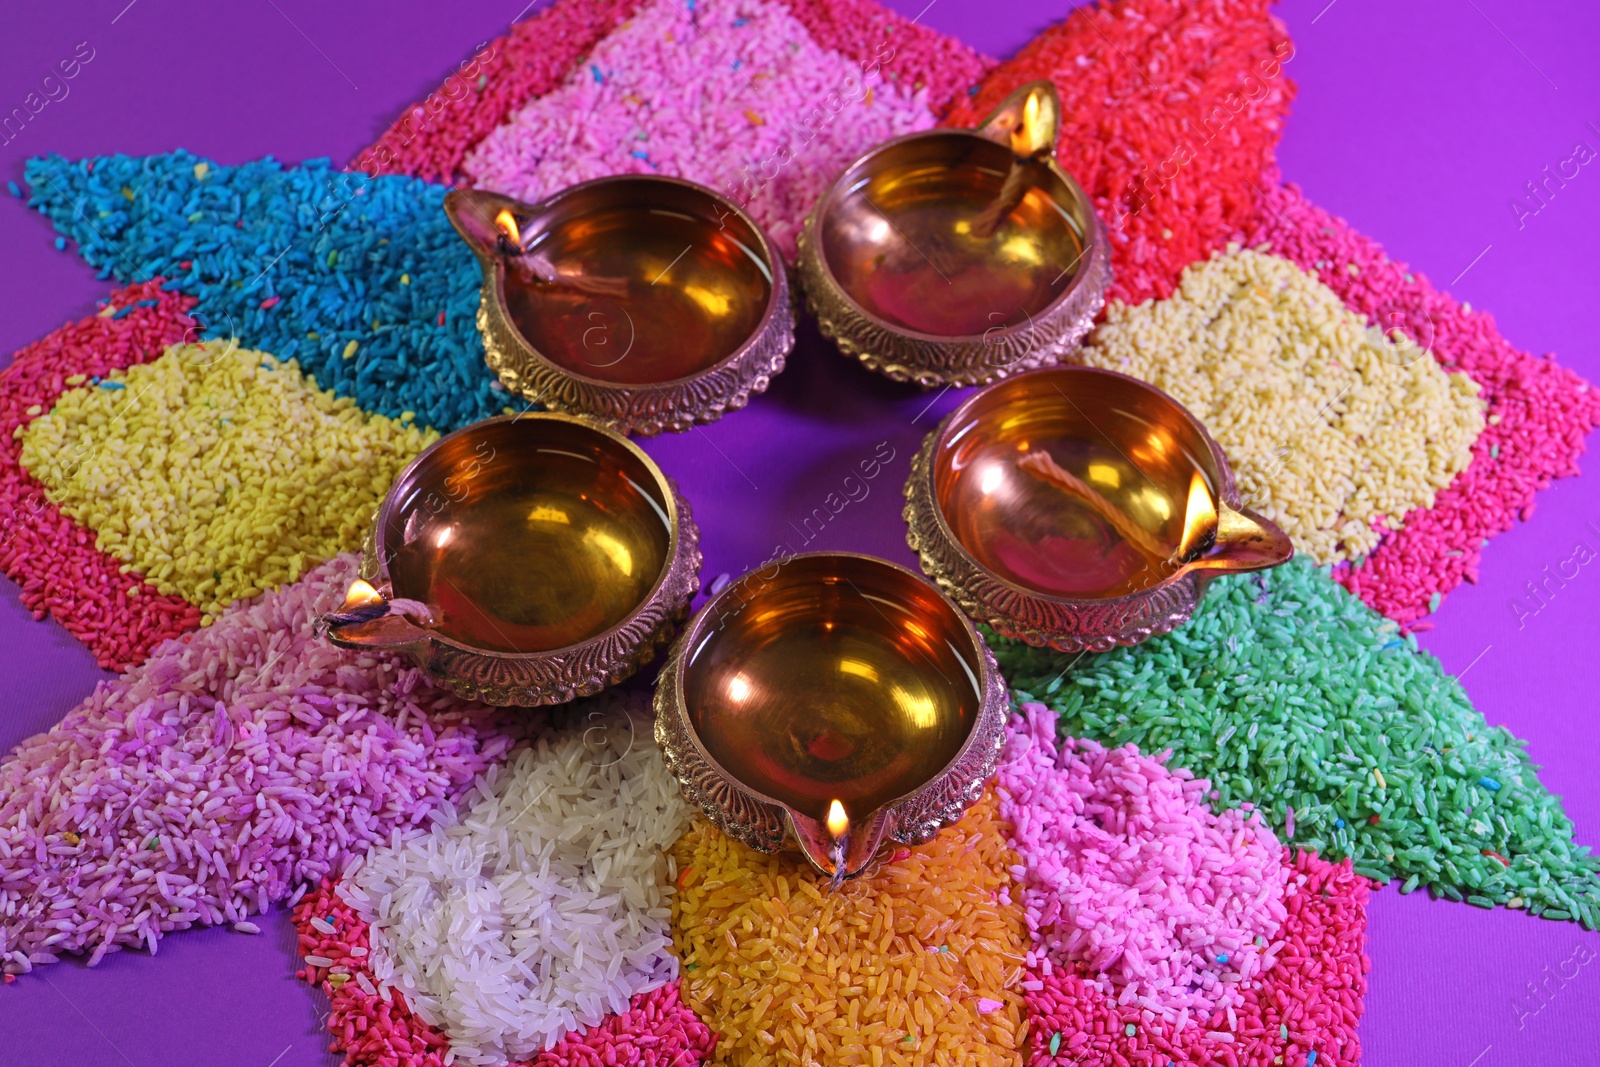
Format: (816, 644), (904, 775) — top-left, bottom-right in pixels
(903, 366), (1294, 652)
(796, 80), (1111, 387)
(445, 176), (795, 436)
(653, 553), (1007, 882)
(319, 413), (701, 705)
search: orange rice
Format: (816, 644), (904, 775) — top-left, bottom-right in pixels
(670, 789), (1030, 1066)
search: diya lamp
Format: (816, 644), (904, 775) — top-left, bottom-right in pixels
(797, 80), (1111, 387)
(320, 412), (701, 706)
(653, 552), (1008, 882)
(903, 366), (1294, 652)
(446, 176), (796, 436)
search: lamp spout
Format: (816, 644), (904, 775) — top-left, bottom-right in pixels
(784, 804), (893, 884)
(1178, 503), (1294, 576)
(974, 80), (1062, 159)
(318, 579), (435, 653)
(444, 188), (534, 261)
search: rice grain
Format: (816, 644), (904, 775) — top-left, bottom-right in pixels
(1075, 246), (1486, 564)
(346, 698), (690, 1065)
(995, 557), (1600, 928)
(0, 554), (514, 977)
(20, 342), (436, 619)
(672, 790), (1029, 1066)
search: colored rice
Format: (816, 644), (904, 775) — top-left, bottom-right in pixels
(462, 0), (937, 259)
(19, 342), (435, 620)
(1075, 246), (1486, 564)
(1023, 849), (1370, 1067)
(3, 1), (1596, 1062)
(671, 790), (1029, 1066)
(24, 151), (503, 432)
(999, 704), (1288, 1021)
(994, 556), (1600, 927)
(352, 0), (987, 186)
(0, 554), (514, 976)
(294, 876), (716, 1067)
(944, 0), (1294, 306)
(1244, 182), (1600, 620)
(351, 0), (646, 183)
(341, 697), (690, 1064)
(777, 0), (992, 116)
(0, 280), (202, 669)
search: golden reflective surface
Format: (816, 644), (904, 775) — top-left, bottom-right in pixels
(818, 132), (1085, 337)
(932, 368), (1224, 599)
(494, 181), (773, 386)
(383, 416), (673, 653)
(682, 554), (982, 822)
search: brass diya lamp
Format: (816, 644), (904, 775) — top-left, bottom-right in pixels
(797, 80), (1111, 387)
(903, 367), (1294, 652)
(446, 176), (795, 436)
(653, 552), (1007, 882)
(320, 412), (701, 706)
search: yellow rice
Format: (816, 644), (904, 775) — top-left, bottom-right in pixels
(671, 790), (1030, 1067)
(20, 341), (436, 619)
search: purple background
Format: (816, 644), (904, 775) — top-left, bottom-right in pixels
(2, 1), (1597, 1064)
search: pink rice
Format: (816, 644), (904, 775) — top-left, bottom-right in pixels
(0, 553), (514, 976)
(351, 0), (987, 185)
(1023, 849), (1371, 1067)
(461, 0), (937, 258)
(351, 0), (646, 183)
(999, 703), (1288, 1021)
(781, 0), (993, 115)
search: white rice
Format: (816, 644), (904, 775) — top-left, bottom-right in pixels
(340, 694), (687, 1065)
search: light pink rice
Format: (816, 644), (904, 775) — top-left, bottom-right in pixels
(998, 703), (1289, 1022)
(461, 0), (936, 258)
(0, 553), (515, 976)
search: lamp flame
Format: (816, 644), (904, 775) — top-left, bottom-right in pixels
(494, 208), (522, 250)
(826, 799), (849, 840)
(1176, 470), (1217, 560)
(345, 578), (384, 609)
(1014, 89), (1052, 157)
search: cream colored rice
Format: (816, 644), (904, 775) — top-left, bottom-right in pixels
(1076, 246), (1485, 562)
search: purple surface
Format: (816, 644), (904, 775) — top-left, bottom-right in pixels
(1, 1), (1597, 1064)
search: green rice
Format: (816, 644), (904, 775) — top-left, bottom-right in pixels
(992, 557), (1600, 928)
